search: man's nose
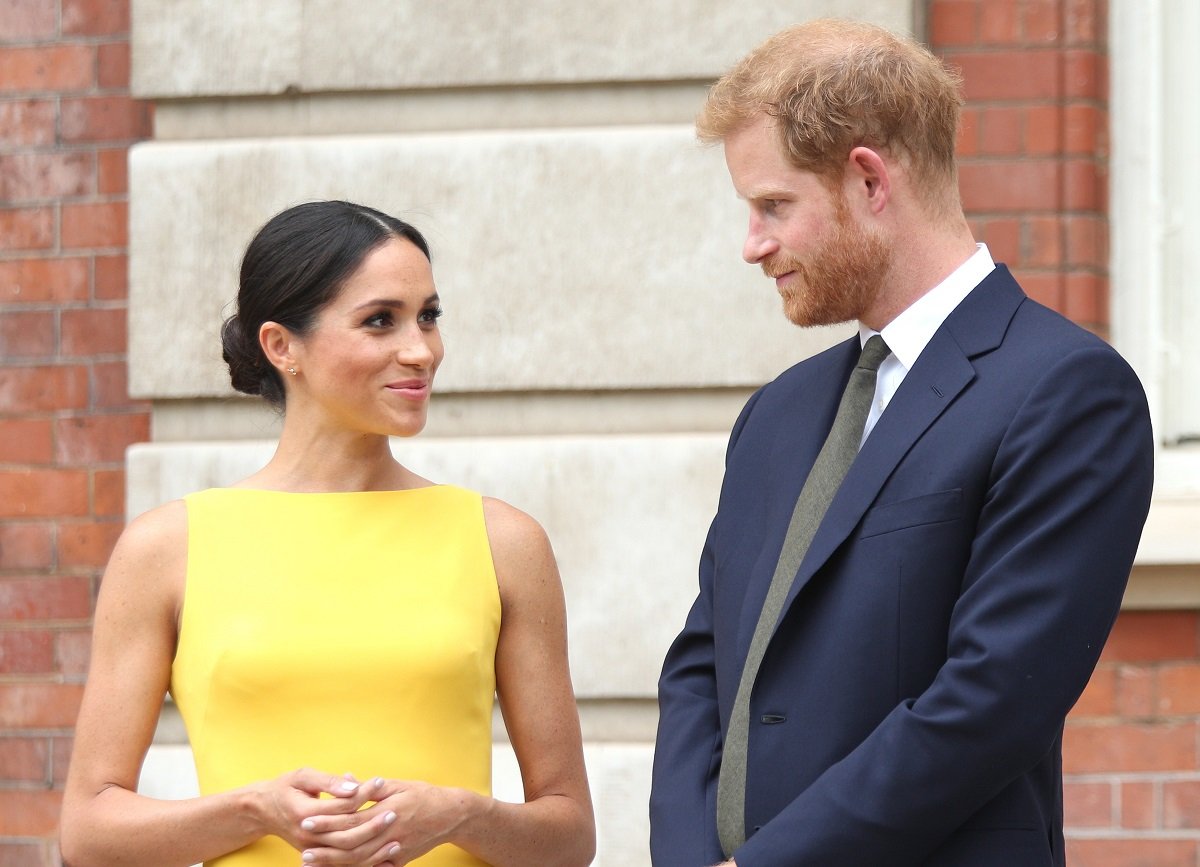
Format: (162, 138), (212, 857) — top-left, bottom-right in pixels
(742, 215), (779, 264)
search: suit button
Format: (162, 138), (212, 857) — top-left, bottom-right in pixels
(759, 713), (786, 724)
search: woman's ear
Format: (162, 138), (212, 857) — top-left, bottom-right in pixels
(259, 321), (297, 376)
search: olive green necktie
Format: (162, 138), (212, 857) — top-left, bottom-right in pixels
(715, 334), (892, 857)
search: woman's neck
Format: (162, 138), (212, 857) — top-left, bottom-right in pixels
(238, 422), (428, 493)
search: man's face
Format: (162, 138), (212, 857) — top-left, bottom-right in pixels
(723, 115), (891, 327)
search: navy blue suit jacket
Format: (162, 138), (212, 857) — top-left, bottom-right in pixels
(649, 267), (1154, 866)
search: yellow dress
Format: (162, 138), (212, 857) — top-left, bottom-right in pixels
(171, 486), (500, 866)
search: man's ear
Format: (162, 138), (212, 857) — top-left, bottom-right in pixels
(259, 321), (297, 375)
(845, 146), (891, 216)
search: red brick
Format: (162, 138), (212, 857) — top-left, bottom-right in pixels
(0, 629), (55, 674)
(57, 519), (123, 568)
(1158, 664), (1200, 716)
(0, 736), (48, 782)
(56, 629), (90, 676)
(0, 207), (54, 251)
(1071, 665), (1115, 717)
(959, 160), (1060, 212)
(0, 522), (53, 571)
(0, 682), (84, 727)
(976, 218), (1020, 263)
(979, 0), (1020, 44)
(0, 841), (59, 866)
(1163, 780), (1200, 829)
(1063, 722), (1197, 773)
(0, 418), (54, 464)
(1017, 272), (1062, 311)
(947, 52), (1062, 100)
(1065, 0), (1103, 46)
(1064, 49), (1101, 98)
(60, 306), (126, 357)
(91, 361), (134, 408)
(0, 152), (95, 203)
(930, 1), (976, 47)
(62, 0), (131, 36)
(0, 45), (95, 94)
(60, 200), (127, 249)
(1103, 613), (1198, 662)
(1025, 105), (1062, 155)
(1066, 838), (1197, 866)
(1065, 215), (1106, 268)
(0, 576), (92, 621)
(92, 468), (124, 517)
(56, 414), (146, 465)
(51, 735), (72, 784)
(96, 42), (131, 89)
(1114, 664), (1155, 719)
(0, 365), (89, 413)
(61, 96), (152, 144)
(0, 258), (89, 304)
(1063, 273), (1106, 325)
(93, 253), (126, 300)
(0, 470), (89, 519)
(1064, 104), (1103, 154)
(0, 789), (62, 836)
(0, 0), (57, 40)
(1064, 779), (1113, 827)
(96, 148), (128, 195)
(0, 99), (56, 149)
(978, 106), (1024, 156)
(1063, 158), (1104, 210)
(0, 310), (56, 359)
(1120, 780), (1157, 829)
(1022, 0), (1061, 44)
(1023, 216), (1062, 267)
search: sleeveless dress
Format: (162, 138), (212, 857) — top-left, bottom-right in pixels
(171, 486), (501, 866)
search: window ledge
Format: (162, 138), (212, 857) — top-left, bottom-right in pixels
(1125, 496), (1200, 609)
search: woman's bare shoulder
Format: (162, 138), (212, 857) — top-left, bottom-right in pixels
(481, 496), (552, 555)
(101, 499), (189, 604)
(480, 496), (558, 592)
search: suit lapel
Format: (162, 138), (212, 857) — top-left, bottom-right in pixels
(771, 266), (1027, 630)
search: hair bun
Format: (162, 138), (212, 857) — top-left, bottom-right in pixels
(221, 314), (276, 400)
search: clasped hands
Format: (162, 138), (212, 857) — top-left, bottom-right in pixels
(264, 768), (464, 866)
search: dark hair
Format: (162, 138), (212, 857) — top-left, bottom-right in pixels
(221, 200), (431, 407)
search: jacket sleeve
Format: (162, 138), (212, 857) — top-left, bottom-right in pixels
(650, 387), (766, 867)
(733, 346), (1154, 866)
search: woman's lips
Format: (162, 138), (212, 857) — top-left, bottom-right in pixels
(385, 380), (430, 399)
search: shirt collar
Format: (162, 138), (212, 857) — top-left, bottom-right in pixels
(858, 243), (996, 370)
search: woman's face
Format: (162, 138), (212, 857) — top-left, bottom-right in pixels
(288, 237), (444, 438)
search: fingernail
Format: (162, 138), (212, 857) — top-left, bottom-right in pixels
(383, 811), (397, 824)
(301, 818), (316, 831)
(389, 844), (401, 856)
(339, 780), (358, 792)
(302, 852), (315, 863)
(373, 776), (384, 787)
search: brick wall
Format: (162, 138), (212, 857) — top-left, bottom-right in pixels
(0, 0), (150, 863)
(930, 0), (1200, 863)
(932, 0), (1108, 336)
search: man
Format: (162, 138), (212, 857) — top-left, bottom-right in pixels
(650, 19), (1153, 867)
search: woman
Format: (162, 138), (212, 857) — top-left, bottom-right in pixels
(60, 201), (596, 867)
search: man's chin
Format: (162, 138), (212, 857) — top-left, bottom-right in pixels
(781, 297), (855, 329)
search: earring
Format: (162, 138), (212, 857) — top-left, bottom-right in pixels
(287, 367), (297, 376)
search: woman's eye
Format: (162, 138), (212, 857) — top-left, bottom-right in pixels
(364, 312), (392, 328)
(419, 307), (444, 325)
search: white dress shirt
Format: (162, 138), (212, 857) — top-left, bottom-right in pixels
(859, 244), (996, 444)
